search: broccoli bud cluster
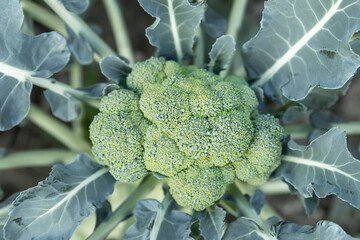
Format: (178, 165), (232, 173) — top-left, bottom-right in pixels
(89, 57), (283, 210)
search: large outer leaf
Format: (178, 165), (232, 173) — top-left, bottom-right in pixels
(274, 128), (360, 209)
(138, 0), (205, 61)
(277, 221), (356, 240)
(3, 154), (116, 240)
(193, 205), (226, 240)
(0, 0), (70, 131)
(222, 217), (276, 240)
(123, 192), (192, 240)
(243, 0), (360, 103)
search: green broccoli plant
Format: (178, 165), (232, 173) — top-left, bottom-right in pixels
(90, 57), (283, 210)
(1, 0), (360, 239)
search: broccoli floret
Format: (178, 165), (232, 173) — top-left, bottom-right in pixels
(233, 114), (283, 185)
(168, 164), (235, 211)
(90, 57), (283, 210)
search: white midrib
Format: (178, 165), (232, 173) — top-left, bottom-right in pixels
(0, 62), (32, 82)
(150, 197), (172, 240)
(24, 168), (109, 229)
(282, 155), (359, 183)
(254, 0), (343, 87)
(168, 0), (183, 62)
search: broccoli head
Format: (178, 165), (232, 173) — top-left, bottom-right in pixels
(89, 57), (283, 210)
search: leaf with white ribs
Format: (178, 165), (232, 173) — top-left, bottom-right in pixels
(138, 0), (205, 62)
(243, 0), (360, 103)
(0, 0), (70, 131)
(274, 128), (360, 209)
(3, 154), (116, 240)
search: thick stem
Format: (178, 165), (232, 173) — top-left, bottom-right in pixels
(0, 150), (78, 170)
(227, 184), (267, 230)
(103, 0), (135, 65)
(224, 0), (248, 76)
(227, 0), (248, 43)
(31, 77), (100, 108)
(21, 0), (67, 37)
(87, 175), (159, 240)
(27, 104), (92, 152)
(44, 0), (118, 59)
(194, 27), (205, 68)
(69, 62), (86, 137)
(284, 121), (360, 140)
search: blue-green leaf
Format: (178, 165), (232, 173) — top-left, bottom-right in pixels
(95, 200), (112, 229)
(0, 217), (7, 240)
(208, 35), (236, 74)
(0, 0), (70, 131)
(44, 89), (81, 122)
(222, 217), (273, 240)
(138, 0), (205, 61)
(201, 7), (227, 39)
(123, 192), (192, 240)
(243, 0), (360, 103)
(65, 24), (93, 65)
(58, 0), (90, 14)
(250, 190), (265, 215)
(100, 56), (131, 84)
(77, 83), (108, 98)
(275, 128), (360, 209)
(3, 154), (116, 240)
(193, 205), (225, 240)
(277, 221), (356, 240)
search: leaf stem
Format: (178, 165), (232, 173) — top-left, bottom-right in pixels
(44, 0), (118, 59)
(226, 0), (248, 43)
(0, 150), (78, 170)
(284, 121), (360, 139)
(87, 175), (159, 240)
(224, 0), (248, 76)
(21, 0), (67, 37)
(70, 62), (86, 137)
(194, 27), (205, 68)
(30, 77), (100, 108)
(103, 0), (135, 65)
(27, 104), (92, 152)
(227, 183), (267, 230)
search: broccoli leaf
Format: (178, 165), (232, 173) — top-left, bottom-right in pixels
(94, 200), (112, 229)
(0, 217), (7, 240)
(77, 83), (108, 98)
(3, 154), (116, 240)
(138, 0), (205, 61)
(201, 7), (227, 39)
(100, 56), (132, 84)
(208, 35), (236, 74)
(222, 217), (274, 240)
(275, 128), (360, 209)
(44, 89), (81, 122)
(193, 205), (226, 240)
(123, 192), (192, 240)
(250, 190), (265, 215)
(65, 24), (93, 65)
(276, 221), (356, 240)
(58, 0), (90, 14)
(243, 0), (360, 104)
(297, 194), (320, 217)
(0, 0), (70, 131)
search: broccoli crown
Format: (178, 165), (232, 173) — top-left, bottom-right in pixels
(89, 57), (283, 210)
